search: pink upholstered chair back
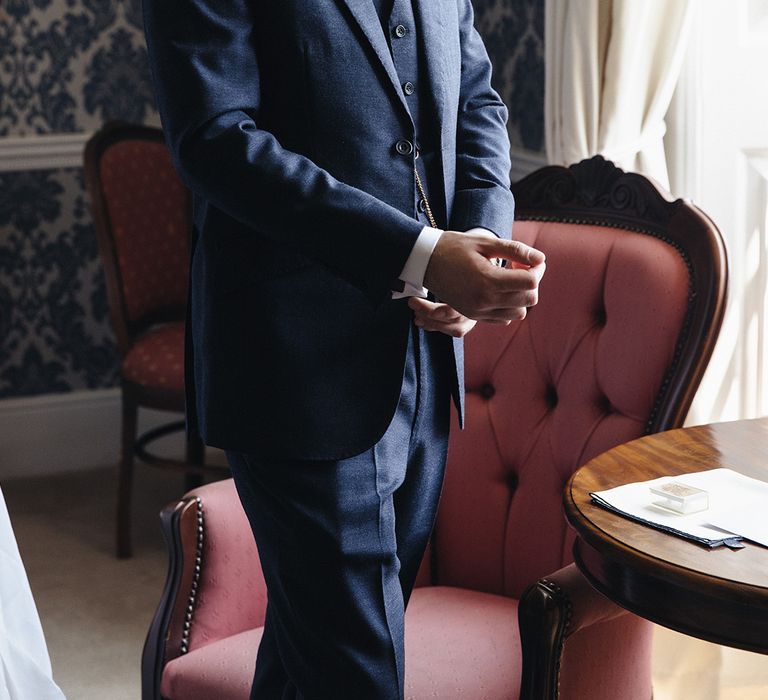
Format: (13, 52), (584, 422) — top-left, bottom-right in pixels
(432, 158), (727, 599)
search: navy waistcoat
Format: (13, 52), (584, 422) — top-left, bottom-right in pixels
(375, 0), (445, 226)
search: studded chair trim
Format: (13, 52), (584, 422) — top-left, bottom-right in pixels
(142, 496), (203, 700)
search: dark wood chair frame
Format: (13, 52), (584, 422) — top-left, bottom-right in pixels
(140, 156), (728, 699)
(84, 121), (228, 559)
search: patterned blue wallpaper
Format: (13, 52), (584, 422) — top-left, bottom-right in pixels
(0, 0), (154, 135)
(0, 168), (117, 396)
(0, 0), (545, 399)
(477, 0), (545, 153)
(0, 0), (156, 398)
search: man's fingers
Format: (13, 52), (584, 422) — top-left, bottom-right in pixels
(409, 297), (476, 337)
(408, 297), (462, 321)
(477, 307), (527, 323)
(414, 316), (477, 338)
(493, 287), (539, 307)
(486, 260), (546, 295)
(409, 285), (537, 322)
(479, 238), (546, 267)
(415, 233), (545, 323)
(422, 231), (546, 316)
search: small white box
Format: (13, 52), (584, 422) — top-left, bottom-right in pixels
(650, 481), (709, 515)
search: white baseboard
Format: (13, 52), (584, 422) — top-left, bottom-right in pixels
(0, 388), (214, 479)
(510, 148), (548, 182)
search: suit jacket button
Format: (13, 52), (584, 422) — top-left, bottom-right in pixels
(394, 24), (407, 38)
(395, 139), (414, 155)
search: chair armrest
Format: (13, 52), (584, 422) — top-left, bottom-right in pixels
(517, 562), (628, 700)
(142, 496), (202, 700)
(545, 562), (627, 638)
(142, 479), (267, 700)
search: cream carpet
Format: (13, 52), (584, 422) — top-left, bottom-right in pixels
(2, 455), (227, 700)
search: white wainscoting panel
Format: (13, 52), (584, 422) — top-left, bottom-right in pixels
(0, 388), (189, 478)
(0, 133), (91, 172)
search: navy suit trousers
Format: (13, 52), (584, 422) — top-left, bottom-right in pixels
(225, 316), (451, 699)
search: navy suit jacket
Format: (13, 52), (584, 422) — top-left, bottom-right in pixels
(143, 0), (515, 460)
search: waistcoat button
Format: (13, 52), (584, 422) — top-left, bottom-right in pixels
(403, 81), (415, 95)
(394, 24), (407, 38)
(395, 139), (414, 155)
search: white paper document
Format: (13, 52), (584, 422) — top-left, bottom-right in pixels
(590, 468), (768, 548)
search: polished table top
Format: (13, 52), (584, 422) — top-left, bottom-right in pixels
(565, 417), (768, 654)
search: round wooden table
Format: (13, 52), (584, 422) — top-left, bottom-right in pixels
(565, 418), (768, 654)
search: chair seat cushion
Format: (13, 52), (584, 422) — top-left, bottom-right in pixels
(160, 587), (520, 700)
(121, 321), (184, 391)
(160, 627), (264, 700)
(404, 587), (520, 700)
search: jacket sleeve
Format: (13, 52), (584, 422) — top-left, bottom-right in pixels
(449, 0), (515, 241)
(142, 0), (424, 304)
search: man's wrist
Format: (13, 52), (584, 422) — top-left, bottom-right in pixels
(393, 226), (443, 298)
(398, 226), (495, 288)
(392, 226), (499, 300)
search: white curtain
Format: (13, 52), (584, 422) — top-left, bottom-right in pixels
(545, 0), (693, 189)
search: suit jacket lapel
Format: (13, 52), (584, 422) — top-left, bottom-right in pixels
(339, 0), (412, 120)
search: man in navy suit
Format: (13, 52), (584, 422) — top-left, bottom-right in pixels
(144, 0), (545, 696)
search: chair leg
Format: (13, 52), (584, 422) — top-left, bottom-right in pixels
(117, 392), (138, 559)
(184, 431), (205, 492)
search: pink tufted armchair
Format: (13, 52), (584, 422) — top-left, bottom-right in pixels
(142, 157), (727, 699)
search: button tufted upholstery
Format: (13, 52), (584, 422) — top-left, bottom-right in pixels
(434, 220), (690, 600)
(143, 158), (727, 700)
(99, 139), (190, 325)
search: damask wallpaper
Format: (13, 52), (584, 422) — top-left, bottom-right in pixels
(0, 0), (545, 399)
(0, 0), (156, 398)
(477, 0), (545, 153)
(0, 0), (154, 135)
(0, 168), (118, 395)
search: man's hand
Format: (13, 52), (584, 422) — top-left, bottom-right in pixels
(408, 297), (477, 338)
(423, 230), (546, 324)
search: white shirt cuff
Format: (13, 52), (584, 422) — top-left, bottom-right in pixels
(391, 225), (443, 299)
